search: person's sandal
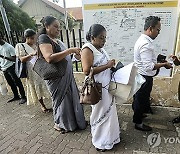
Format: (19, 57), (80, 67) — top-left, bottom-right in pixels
(96, 148), (107, 152)
(172, 116), (180, 123)
(54, 125), (67, 134)
(42, 108), (53, 113)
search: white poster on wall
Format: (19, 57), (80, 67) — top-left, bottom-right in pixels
(82, 0), (179, 76)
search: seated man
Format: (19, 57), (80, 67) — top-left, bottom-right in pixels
(0, 36), (26, 104)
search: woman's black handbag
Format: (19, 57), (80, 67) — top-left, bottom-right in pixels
(15, 44), (27, 78)
(33, 41), (68, 80)
(33, 57), (68, 80)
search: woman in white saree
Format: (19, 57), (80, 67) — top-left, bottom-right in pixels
(81, 24), (120, 152)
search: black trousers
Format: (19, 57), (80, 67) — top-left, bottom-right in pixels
(3, 64), (26, 98)
(178, 82), (180, 102)
(132, 75), (153, 124)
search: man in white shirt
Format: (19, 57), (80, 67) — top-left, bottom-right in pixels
(0, 36), (26, 104)
(133, 16), (172, 131)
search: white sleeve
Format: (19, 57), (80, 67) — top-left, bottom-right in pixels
(140, 44), (155, 72)
(15, 43), (26, 57)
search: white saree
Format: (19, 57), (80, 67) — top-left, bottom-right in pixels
(82, 43), (120, 150)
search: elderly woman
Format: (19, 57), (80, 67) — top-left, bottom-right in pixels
(15, 29), (51, 112)
(37, 16), (87, 133)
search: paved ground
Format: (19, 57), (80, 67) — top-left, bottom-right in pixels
(0, 94), (180, 154)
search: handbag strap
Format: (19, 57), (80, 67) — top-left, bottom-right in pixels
(102, 72), (117, 91)
(21, 44), (28, 55)
(81, 67), (94, 92)
(37, 35), (59, 59)
(89, 67), (94, 78)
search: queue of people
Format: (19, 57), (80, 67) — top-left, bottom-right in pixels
(0, 15), (179, 152)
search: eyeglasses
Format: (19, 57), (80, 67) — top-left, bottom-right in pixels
(97, 36), (106, 40)
(157, 28), (161, 33)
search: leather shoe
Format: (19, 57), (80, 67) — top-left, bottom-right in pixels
(142, 114), (148, 118)
(96, 148), (107, 152)
(172, 116), (180, 123)
(144, 108), (153, 114)
(7, 97), (21, 103)
(135, 124), (152, 131)
(148, 108), (153, 114)
(19, 98), (27, 104)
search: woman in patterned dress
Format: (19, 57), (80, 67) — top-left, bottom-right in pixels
(15, 29), (51, 112)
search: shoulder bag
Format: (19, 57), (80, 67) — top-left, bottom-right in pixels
(33, 40), (68, 80)
(15, 44), (28, 78)
(80, 68), (102, 105)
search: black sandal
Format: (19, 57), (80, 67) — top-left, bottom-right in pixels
(42, 108), (53, 113)
(172, 116), (180, 123)
(54, 125), (68, 134)
(96, 148), (107, 152)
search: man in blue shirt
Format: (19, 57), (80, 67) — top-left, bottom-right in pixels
(0, 36), (26, 104)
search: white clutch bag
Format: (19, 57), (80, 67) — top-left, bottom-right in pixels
(109, 81), (132, 101)
(0, 72), (8, 95)
(109, 71), (145, 104)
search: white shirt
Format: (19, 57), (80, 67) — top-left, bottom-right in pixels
(0, 42), (15, 71)
(134, 34), (157, 76)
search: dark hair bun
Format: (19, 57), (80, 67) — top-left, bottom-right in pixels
(24, 29), (36, 38)
(86, 24), (106, 42)
(86, 31), (91, 41)
(39, 16), (57, 35)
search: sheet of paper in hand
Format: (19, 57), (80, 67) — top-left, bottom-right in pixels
(111, 62), (138, 84)
(109, 63), (145, 104)
(29, 56), (37, 65)
(0, 71), (8, 95)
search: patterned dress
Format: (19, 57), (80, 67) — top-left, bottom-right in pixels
(15, 43), (50, 105)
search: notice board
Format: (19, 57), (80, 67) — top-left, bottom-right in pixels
(82, 0), (180, 76)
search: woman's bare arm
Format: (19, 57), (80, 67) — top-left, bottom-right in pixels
(39, 44), (80, 63)
(19, 54), (35, 62)
(81, 47), (114, 75)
